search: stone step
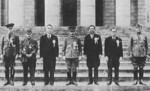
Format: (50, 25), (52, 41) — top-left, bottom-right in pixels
(0, 56), (140, 63)
(0, 81), (150, 87)
(0, 72), (150, 82)
(0, 65), (150, 74)
(0, 60), (150, 67)
(1, 56), (150, 62)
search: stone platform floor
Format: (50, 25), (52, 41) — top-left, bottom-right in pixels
(0, 81), (150, 91)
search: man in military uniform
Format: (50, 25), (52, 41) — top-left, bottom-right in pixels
(104, 28), (123, 86)
(40, 24), (59, 86)
(1, 23), (19, 86)
(62, 26), (82, 86)
(21, 29), (38, 86)
(84, 25), (102, 85)
(129, 24), (148, 85)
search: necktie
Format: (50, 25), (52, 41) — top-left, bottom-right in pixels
(47, 34), (51, 39)
(90, 35), (94, 39)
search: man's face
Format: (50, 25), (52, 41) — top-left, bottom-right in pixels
(8, 27), (13, 31)
(111, 29), (117, 37)
(136, 27), (142, 34)
(46, 25), (53, 34)
(89, 26), (95, 34)
(26, 32), (32, 39)
(70, 31), (75, 36)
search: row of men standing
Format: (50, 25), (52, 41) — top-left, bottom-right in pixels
(1, 23), (148, 86)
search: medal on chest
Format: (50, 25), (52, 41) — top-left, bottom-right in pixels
(73, 41), (78, 49)
(116, 40), (120, 47)
(94, 37), (99, 44)
(52, 39), (56, 47)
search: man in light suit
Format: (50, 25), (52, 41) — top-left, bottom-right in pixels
(62, 26), (82, 86)
(21, 29), (38, 86)
(40, 24), (59, 86)
(104, 28), (123, 86)
(129, 24), (148, 85)
(1, 23), (19, 86)
(84, 25), (102, 85)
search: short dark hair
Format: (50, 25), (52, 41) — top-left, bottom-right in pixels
(5, 23), (14, 28)
(110, 27), (117, 32)
(136, 24), (142, 28)
(47, 24), (53, 27)
(88, 25), (95, 30)
(68, 26), (76, 30)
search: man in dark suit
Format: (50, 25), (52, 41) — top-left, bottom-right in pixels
(40, 24), (59, 86)
(84, 25), (102, 85)
(21, 29), (38, 86)
(104, 28), (123, 86)
(1, 23), (19, 86)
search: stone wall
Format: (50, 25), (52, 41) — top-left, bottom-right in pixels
(130, 0), (138, 26)
(0, 0), (1, 26)
(137, 0), (146, 25)
(24, 0), (35, 26)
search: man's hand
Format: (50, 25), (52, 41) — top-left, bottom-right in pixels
(1, 54), (4, 59)
(15, 54), (19, 59)
(129, 55), (133, 58)
(78, 56), (82, 60)
(2, 60), (5, 66)
(119, 57), (123, 61)
(84, 55), (87, 61)
(40, 57), (44, 61)
(56, 57), (59, 61)
(99, 55), (102, 59)
(105, 56), (108, 61)
(28, 54), (32, 57)
(63, 56), (66, 61)
(147, 55), (150, 58)
(26, 54), (32, 58)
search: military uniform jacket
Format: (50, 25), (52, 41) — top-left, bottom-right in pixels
(105, 36), (123, 58)
(62, 36), (82, 59)
(21, 38), (38, 62)
(40, 34), (59, 58)
(1, 32), (19, 57)
(129, 33), (148, 57)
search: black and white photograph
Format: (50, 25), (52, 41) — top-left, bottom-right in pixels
(0, 0), (150, 91)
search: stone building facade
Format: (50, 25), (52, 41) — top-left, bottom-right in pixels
(0, 0), (150, 27)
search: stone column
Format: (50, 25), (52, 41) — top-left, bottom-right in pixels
(24, 0), (35, 27)
(103, 0), (115, 26)
(8, 0), (24, 27)
(0, 0), (1, 26)
(137, 0), (146, 26)
(77, 0), (80, 26)
(80, 0), (95, 26)
(1, 0), (8, 26)
(45, 0), (61, 26)
(131, 0), (138, 26)
(116, 0), (130, 27)
(145, 0), (150, 26)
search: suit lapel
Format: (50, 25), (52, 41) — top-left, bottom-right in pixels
(45, 35), (52, 47)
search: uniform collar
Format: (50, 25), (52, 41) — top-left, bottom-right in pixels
(26, 37), (32, 41)
(90, 34), (94, 39)
(112, 36), (116, 40)
(70, 35), (75, 38)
